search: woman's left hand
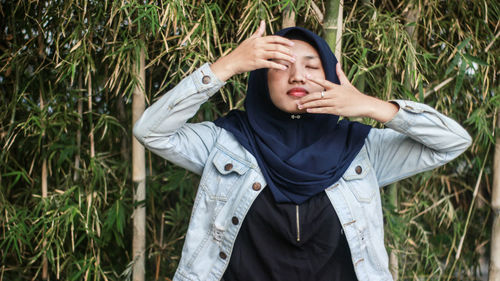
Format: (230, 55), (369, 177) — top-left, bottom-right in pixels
(296, 63), (399, 123)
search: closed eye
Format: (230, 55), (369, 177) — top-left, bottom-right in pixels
(271, 59), (290, 69)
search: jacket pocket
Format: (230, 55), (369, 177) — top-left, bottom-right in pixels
(342, 157), (375, 203)
(201, 149), (250, 201)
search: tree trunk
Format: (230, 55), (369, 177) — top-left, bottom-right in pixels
(490, 111), (500, 280)
(323, 0), (343, 59)
(132, 45), (146, 281)
(282, 1), (296, 28)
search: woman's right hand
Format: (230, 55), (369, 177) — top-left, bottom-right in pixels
(210, 20), (296, 82)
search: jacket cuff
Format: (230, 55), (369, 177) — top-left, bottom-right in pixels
(191, 63), (226, 97)
(383, 100), (436, 131)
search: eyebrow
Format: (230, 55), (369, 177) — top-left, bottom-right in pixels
(303, 55), (319, 60)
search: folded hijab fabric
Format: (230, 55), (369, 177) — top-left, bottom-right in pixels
(214, 27), (371, 204)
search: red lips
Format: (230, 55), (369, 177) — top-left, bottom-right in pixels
(287, 87), (308, 98)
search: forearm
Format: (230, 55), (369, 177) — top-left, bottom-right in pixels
(362, 96), (399, 123)
(366, 100), (472, 186)
(384, 100), (471, 153)
(133, 63), (224, 143)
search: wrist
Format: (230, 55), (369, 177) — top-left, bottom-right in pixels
(210, 56), (236, 82)
(365, 97), (399, 123)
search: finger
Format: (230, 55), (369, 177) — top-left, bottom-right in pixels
(261, 59), (288, 71)
(297, 91), (325, 105)
(263, 43), (294, 57)
(262, 35), (295, 47)
(265, 52), (295, 64)
(306, 75), (337, 90)
(252, 20), (266, 38)
(336, 63), (349, 85)
(305, 107), (335, 114)
(297, 98), (331, 110)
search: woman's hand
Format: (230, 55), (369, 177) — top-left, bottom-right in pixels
(210, 20), (296, 82)
(297, 63), (399, 123)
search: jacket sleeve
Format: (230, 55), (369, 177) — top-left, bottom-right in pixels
(133, 63), (225, 175)
(365, 100), (472, 187)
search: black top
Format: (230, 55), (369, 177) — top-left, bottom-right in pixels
(223, 187), (358, 281)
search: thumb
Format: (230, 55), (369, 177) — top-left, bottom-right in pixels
(252, 20), (266, 38)
(336, 63), (349, 85)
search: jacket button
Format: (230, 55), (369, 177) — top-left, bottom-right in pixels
(232, 216), (239, 225)
(355, 165), (362, 174)
(224, 163), (233, 171)
(202, 75), (211, 84)
(219, 251), (227, 260)
(252, 182), (261, 191)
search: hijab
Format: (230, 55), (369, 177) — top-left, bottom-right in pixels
(214, 27), (371, 204)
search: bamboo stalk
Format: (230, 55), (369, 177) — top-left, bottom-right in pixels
(489, 111), (500, 281)
(40, 90), (48, 280)
(403, 2), (419, 91)
(310, 1), (324, 23)
(282, 1), (296, 28)
(74, 74), (83, 181)
(88, 75), (94, 159)
(132, 45), (146, 281)
(155, 213), (165, 281)
(323, 0), (343, 59)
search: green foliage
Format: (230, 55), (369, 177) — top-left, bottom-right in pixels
(0, 0), (498, 280)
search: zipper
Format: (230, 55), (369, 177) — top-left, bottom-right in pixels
(295, 205), (300, 242)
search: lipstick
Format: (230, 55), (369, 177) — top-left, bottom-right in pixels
(287, 87), (308, 98)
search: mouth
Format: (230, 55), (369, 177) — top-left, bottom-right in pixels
(287, 87), (308, 98)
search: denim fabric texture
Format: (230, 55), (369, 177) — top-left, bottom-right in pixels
(133, 63), (472, 281)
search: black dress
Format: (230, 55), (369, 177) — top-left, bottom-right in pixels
(223, 186), (358, 281)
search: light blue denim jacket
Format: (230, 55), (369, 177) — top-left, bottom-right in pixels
(133, 63), (472, 281)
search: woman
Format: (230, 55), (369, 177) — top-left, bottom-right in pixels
(133, 21), (471, 281)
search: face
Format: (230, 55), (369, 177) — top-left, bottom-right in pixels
(267, 39), (326, 114)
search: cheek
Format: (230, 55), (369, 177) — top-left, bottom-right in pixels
(308, 70), (326, 90)
(267, 71), (287, 94)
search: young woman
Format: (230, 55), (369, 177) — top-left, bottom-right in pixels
(133, 21), (471, 281)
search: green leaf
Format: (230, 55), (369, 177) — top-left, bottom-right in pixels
(454, 61), (467, 97)
(418, 78), (424, 103)
(445, 55), (460, 76)
(456, 37), (472, 51)
(463, 53), (488, 66)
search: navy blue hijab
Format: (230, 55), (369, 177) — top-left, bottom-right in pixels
(214, 27), (371, 204)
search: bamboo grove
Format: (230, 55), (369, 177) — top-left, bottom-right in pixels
(0, 0), (498, 280)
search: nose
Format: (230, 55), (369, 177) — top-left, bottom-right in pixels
(288, 64), (306, 84)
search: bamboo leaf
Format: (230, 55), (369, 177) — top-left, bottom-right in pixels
(454, 61), (467, 97)
(463, 53), (488, 66)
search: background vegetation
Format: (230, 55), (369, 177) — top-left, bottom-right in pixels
(0, 0), (498, 280)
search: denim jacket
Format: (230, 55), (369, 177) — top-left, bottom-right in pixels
(133, 63), (471, 281)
